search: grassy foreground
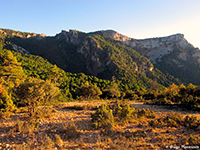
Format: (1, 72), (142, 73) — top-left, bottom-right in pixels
(0, 100), (200, 150)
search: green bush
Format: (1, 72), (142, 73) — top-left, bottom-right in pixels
(55, 134), (63, 147)
(165, 112), (183, 123)
(61, 123), (80, 139)
(110, 101), (135, 121)
(0, 110), (12, 119)
(75, 82), (102, 100)
(91, 101), (158, 129)
(15, 118), (39, 134)
(166, 118), (179, 127)
(135, 108), (156, 118)
(66, 123), (79, 138)
(148, 113), (200, 130)
(34, 106), (57, 119)
(148, 120), (161, 127)
(188, 134), (200, 145)
(163, 112), (183, 127)
(91, 104), (114, 129)
(181, 95), (198, 110)
(184, 115), (199, 129)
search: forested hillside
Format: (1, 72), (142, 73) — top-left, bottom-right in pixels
(1, 28), (181, 90)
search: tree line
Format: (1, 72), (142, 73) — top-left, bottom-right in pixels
(0, 49), (199, 118)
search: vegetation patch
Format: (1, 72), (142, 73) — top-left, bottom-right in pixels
(91, 101), (157, 129)
(148, 112), (200, 130)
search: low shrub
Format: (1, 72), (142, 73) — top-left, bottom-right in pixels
(92, 101), (157, 129)
(163, 112), (183, 127)
(148, 120), (160, 127)
(188, 134), (200, 145)
(184, 115), (200, 129)
(61, 123), (80, 139)
(55, 134), (63, 148)
(111, 101), (135, 122)
(15, 118), (39, 134)
(34, 106), (57, 119)
(165, 118), (179, 127)
(0, 110), (12, 119)
(91, 104), (114, 129)
(148, 112), (200, 130)
(135, 108), (156, 119)
(167, 112), (183, 123)
(64, 104), (98, 110)
(24, 134), (55, 149)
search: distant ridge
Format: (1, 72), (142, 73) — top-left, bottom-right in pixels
(1, 28), (200, 86)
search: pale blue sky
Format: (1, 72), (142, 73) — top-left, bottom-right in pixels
(1, 0), (200, 48)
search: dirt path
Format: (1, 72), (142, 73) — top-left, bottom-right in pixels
(63, 100), (200, 118)
(128, 101), (200, 119)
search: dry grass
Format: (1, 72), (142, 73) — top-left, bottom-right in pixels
(0, 100), (199, 149)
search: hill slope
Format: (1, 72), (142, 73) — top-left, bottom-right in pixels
(101, 30), (200, 85)
(3, 28), (199, 90)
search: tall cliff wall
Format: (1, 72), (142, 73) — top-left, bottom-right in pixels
(101, 30), (194, 63)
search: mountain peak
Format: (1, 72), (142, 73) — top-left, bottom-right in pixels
(101, 30), (131, 41)
(0, 28), (46, 39)
(116, 33), (192, 63)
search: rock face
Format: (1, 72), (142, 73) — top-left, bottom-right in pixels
(100, 30), (193, 63)
(0, 28), (46, 39)
(124, 34), (193, 63)
(11, 43), (29, 54)
(101, 30), (131, 42)
(55, 30), (116, 76)
(56, 30), (81, 45)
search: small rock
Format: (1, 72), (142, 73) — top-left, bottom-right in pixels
(6, 144), (10, 148)
(58, 143), (63, 147)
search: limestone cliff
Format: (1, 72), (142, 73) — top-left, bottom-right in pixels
(100, 30), (196, 63)
(55, 30), (117, 77)
(98, 30), (200, 84)
(101, 30), (131, 42)
(0, 28), (46, 39)
(11, 43), (29, 54)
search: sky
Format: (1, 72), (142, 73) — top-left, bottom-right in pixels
(1, 0), (200, 48)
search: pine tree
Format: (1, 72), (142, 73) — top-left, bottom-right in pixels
(48, 64), (62, 87)
(0, 50), (26, 83)
(16, 77), (60, 116)
(108, 82), (121, 99)
(76, 82), (102, 100)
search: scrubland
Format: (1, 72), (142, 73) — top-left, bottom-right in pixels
(0, 100), (199, 150)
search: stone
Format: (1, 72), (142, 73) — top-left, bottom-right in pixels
(100, 30), (192, 63)
(11, 43), (29, 54)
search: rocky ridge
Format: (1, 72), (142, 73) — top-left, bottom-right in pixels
(0, 29), (46, 39)
(56, 30), (82, 45)
(55, 29), (154, 77)
(101, 30), (195, 63)
(11, 43), (29, 54)
(2, 28), (200, 85)
(55, 30), (117, 76)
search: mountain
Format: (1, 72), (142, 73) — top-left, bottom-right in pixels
(1, 28), (199, 90)
(100, 30), (200, 85)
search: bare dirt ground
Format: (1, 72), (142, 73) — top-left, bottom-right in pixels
(0, 100), (200, 149)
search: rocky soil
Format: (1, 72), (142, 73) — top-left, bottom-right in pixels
(0, 100), (199, 150)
